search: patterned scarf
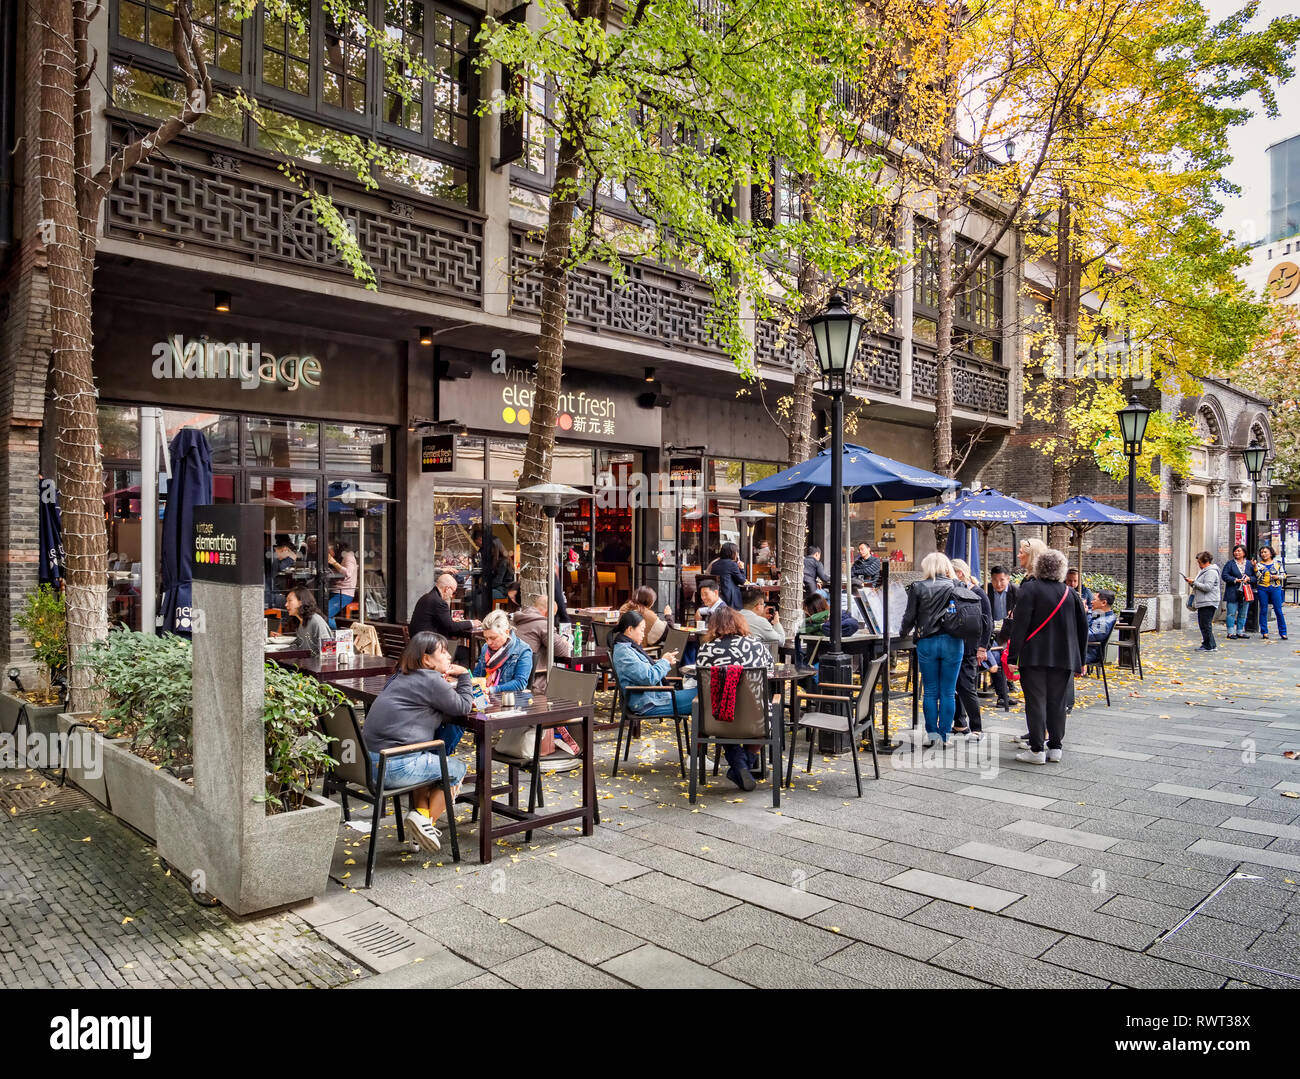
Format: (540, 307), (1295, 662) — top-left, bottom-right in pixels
(710, 665), (743, 723)
(483, 640), (511, 688)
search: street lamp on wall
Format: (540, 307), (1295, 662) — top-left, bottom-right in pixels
(808, 292), (866, 686)
(1279, 492), (1291, 518)
(1116, 395), (1150, 613)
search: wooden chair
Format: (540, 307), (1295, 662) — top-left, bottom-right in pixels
(318, 702), (461, 886)
(786, 655), (886, 796)
(368, 621), (411, 661)
(690, 667), (782, 807)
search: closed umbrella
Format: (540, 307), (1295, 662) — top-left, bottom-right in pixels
(38, 477), (65, 588)
(159, 429), (213, 635)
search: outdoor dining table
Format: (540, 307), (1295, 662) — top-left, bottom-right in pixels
(553, 645), (609, 671)
(331, 676), (596, 864)
(274, 652), (395, 682)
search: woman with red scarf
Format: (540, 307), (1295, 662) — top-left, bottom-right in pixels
(695, 607), (774, 791)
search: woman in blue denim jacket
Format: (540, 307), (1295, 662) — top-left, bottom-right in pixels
(1255, 545), (1288, 641)
(610, 609), (696, 716)
(1221, 545), (1256, 639)
(472, 609), (534, 692)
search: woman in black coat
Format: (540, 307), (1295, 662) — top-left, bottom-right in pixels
(1008, 547), (1088, 765)
(707, 542), (747, 610)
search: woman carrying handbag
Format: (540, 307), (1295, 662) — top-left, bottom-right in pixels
(1221, 545), (1255, 639)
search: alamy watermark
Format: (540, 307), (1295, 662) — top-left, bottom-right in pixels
(1042, 339), (1153, 381)
(151, 335), (321, 391)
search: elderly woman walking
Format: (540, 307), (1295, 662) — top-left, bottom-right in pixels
(1008, 548), (1088, 765)
(1183, 551), (1222, 652)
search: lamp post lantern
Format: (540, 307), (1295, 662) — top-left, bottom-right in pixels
(1116, 395), (1150, 612)
(808, 293), (865, 690)
(1243, 440), (1267, 555)
(1279, 492), (1291, 519)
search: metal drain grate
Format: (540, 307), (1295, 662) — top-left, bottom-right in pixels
(0, 783), (95, 818)
(341, 919), (420, 961)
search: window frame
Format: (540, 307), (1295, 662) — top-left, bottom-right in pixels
(912, 217), (1005, 365)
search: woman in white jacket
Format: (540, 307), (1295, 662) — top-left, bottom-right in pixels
(1182, 551), (1222, 652)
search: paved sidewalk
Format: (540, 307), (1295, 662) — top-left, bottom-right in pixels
(4, 625), (1299, 988)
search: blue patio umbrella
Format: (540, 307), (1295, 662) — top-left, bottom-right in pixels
(740, 442), (959, 504)
(1046, 494), (1160, 580)
(944, 520), (980, 581)
(38, 477), (65, 587)
(159, 428), (213, 635)
(903, 488), (1067, 583)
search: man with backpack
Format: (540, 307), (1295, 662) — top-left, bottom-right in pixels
(950, 559), (993, 738)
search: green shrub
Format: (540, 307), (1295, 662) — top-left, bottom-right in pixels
(15, 585), (68, 698)
(86, 629), (340, 808)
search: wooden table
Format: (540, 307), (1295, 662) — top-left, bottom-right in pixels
(275, 653), (395, 682)
(333, 678), (596, 864)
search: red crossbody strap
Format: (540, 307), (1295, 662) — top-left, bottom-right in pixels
(1025, 588), (1070, 643)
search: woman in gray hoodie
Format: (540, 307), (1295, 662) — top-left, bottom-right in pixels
(1183, 551), (1222, 652)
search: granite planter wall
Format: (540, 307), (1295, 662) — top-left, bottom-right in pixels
(54, 712), (115, 806)
(1, 689), (65, 740)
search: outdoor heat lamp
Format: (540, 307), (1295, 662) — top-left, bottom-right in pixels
(808, 292), (864, 396)
(1243, 440), (1267, 482)
(1116, 395), (1150, 455)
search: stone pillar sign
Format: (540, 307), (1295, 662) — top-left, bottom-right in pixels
(155, 505), (340, 915)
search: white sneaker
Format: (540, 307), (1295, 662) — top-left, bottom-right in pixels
(1015, 749), (1047, 765)
(1047, 749), (1063, 763)
(405, 810), (442, 852)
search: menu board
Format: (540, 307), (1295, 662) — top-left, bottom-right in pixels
(1286, 519), (1299, 563)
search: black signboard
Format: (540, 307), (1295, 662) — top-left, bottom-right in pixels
(192, 505), (264, 586)
(493, 4), (531, 169)
(421, 434), (456, 473)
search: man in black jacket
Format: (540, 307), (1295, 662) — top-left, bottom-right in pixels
(410, 573), (479, 658)
(803, 545), (831, 599)
(851, 542), (882, 587)
(987, 565), (1018, 708)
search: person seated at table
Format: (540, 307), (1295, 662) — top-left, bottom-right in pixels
(851, 542), (882, 587)
(265, 535), (296, 609)
(740, 585), (784, 645)
(473, 608), (533, 693)
(696, 606), (774, 791)
(284, 587), (334, 657)
(1065, 568), (1093, 607)
(803, 545), (831, 599)
(513, 593), (572, 694)
(1084, 589), (1117, 665)
(609, 609), (692, 720)
(801, 594), (831, 635)
(362, 631), (472, 853)
(326, 541), (358, 629)
(707, 542), (747, 609)
(619, 586), (670, 646)
(410, 573), (479, 647)
(696, 577), (727, 622)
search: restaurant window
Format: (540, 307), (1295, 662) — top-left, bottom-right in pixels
(245, 418), (320, 470)
(913, 217), (1004, 365)
(262, 0), (313, 97)
(384, 0), (425, 133)
(324, 424), (391, 473)
(118, 0), (242, 74)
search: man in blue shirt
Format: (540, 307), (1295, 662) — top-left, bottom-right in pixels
(1085, 589), (1117, 665)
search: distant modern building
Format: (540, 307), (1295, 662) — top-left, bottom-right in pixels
(1241, 134), (1300, 305)
(1270, 133), (1300, 243)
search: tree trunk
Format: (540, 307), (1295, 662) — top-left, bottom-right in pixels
(780, 362), (816, 630)
(39, 0), (108, 710)
(1048, 186), (1082, 550)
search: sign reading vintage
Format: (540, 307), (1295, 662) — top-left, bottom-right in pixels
(192, 505), (264, 586)
(421, 434), (456, 473)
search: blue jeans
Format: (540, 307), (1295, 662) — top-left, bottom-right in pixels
(367, 748), (466, 789)
(640, 687), (698, 717)
(915, 633), (964, 739)
(1225, 599), (1248, 635)
(1258, 586), (1288, 637)
(328, 592), (354, 629)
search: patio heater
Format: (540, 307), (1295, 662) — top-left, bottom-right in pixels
(335, 489), (399, 623)
(735, 508), (771, 578)
(516, 483), (589, 674)
(808, 292), (865, 690)
(1116, 395), (1150, 614)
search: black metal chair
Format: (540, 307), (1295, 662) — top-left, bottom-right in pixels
(1082, 619), (1117, 707)
(786, 655), (886, 797)
(1116, 602), (1147, 680)
(690, 666), (782, 807)
(609, 657), (690, 778)
(318, 701), (461, 887)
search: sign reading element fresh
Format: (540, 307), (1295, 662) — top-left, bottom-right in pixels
(421, 434), (456, 473)
(193, 505), (265, 586)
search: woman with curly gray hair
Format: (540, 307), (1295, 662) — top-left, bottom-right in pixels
(1007, 548), (1089, 764)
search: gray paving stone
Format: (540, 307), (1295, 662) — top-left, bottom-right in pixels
(296, 887), (377, 928)
(409, 904), (539, 968)
(493, 946), (629, 989)
(954, 785), (1055, 809)
(819, 941), (991, 988)
(713, 943), (870, 989)
(703, 904), (853, 964)
(1189, 839), (1300, 872)
(1219, 816), (1300, 841)
(451, 971), (514, 988)
(1001, 895), (1162, 950)
(1041, 935), (1224, 989)
(707, 871), (835, 920)
(905, 900), (1063, 959)
(1147, 783), (1255, 806)
(1065, 744), (1153, 761)
(509, 904), (643, 964)
(1000, 818), (1118, 851)
(551, 844), (651, 884)
(1147, 733), (1230, 748)
(614, 870), (741, 919)
(1097, 893), (1185, 929)
(606, 901), (754, 965)
(808, 902), (959, 961)
(343, 946), (483, 989)
(948, 841), (1077, 878)
(600, 943), (749, 988)
(882, 868), (1023, 912)
(931, 938), (1108, 989)
(803, 870), (933, 918)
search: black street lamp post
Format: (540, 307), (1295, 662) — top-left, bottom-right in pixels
(1116, 395), (1150, 613)
(1243, 440), (1267, 553)
(808, 293), (865, 695)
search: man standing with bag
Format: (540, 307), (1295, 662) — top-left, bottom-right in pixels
(1008, 548), (1088, 765)
(950, 559), (992, 739)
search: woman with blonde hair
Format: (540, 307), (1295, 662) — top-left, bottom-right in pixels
(1018, 537), (1049, 578)
(899, 551), (963, 747)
